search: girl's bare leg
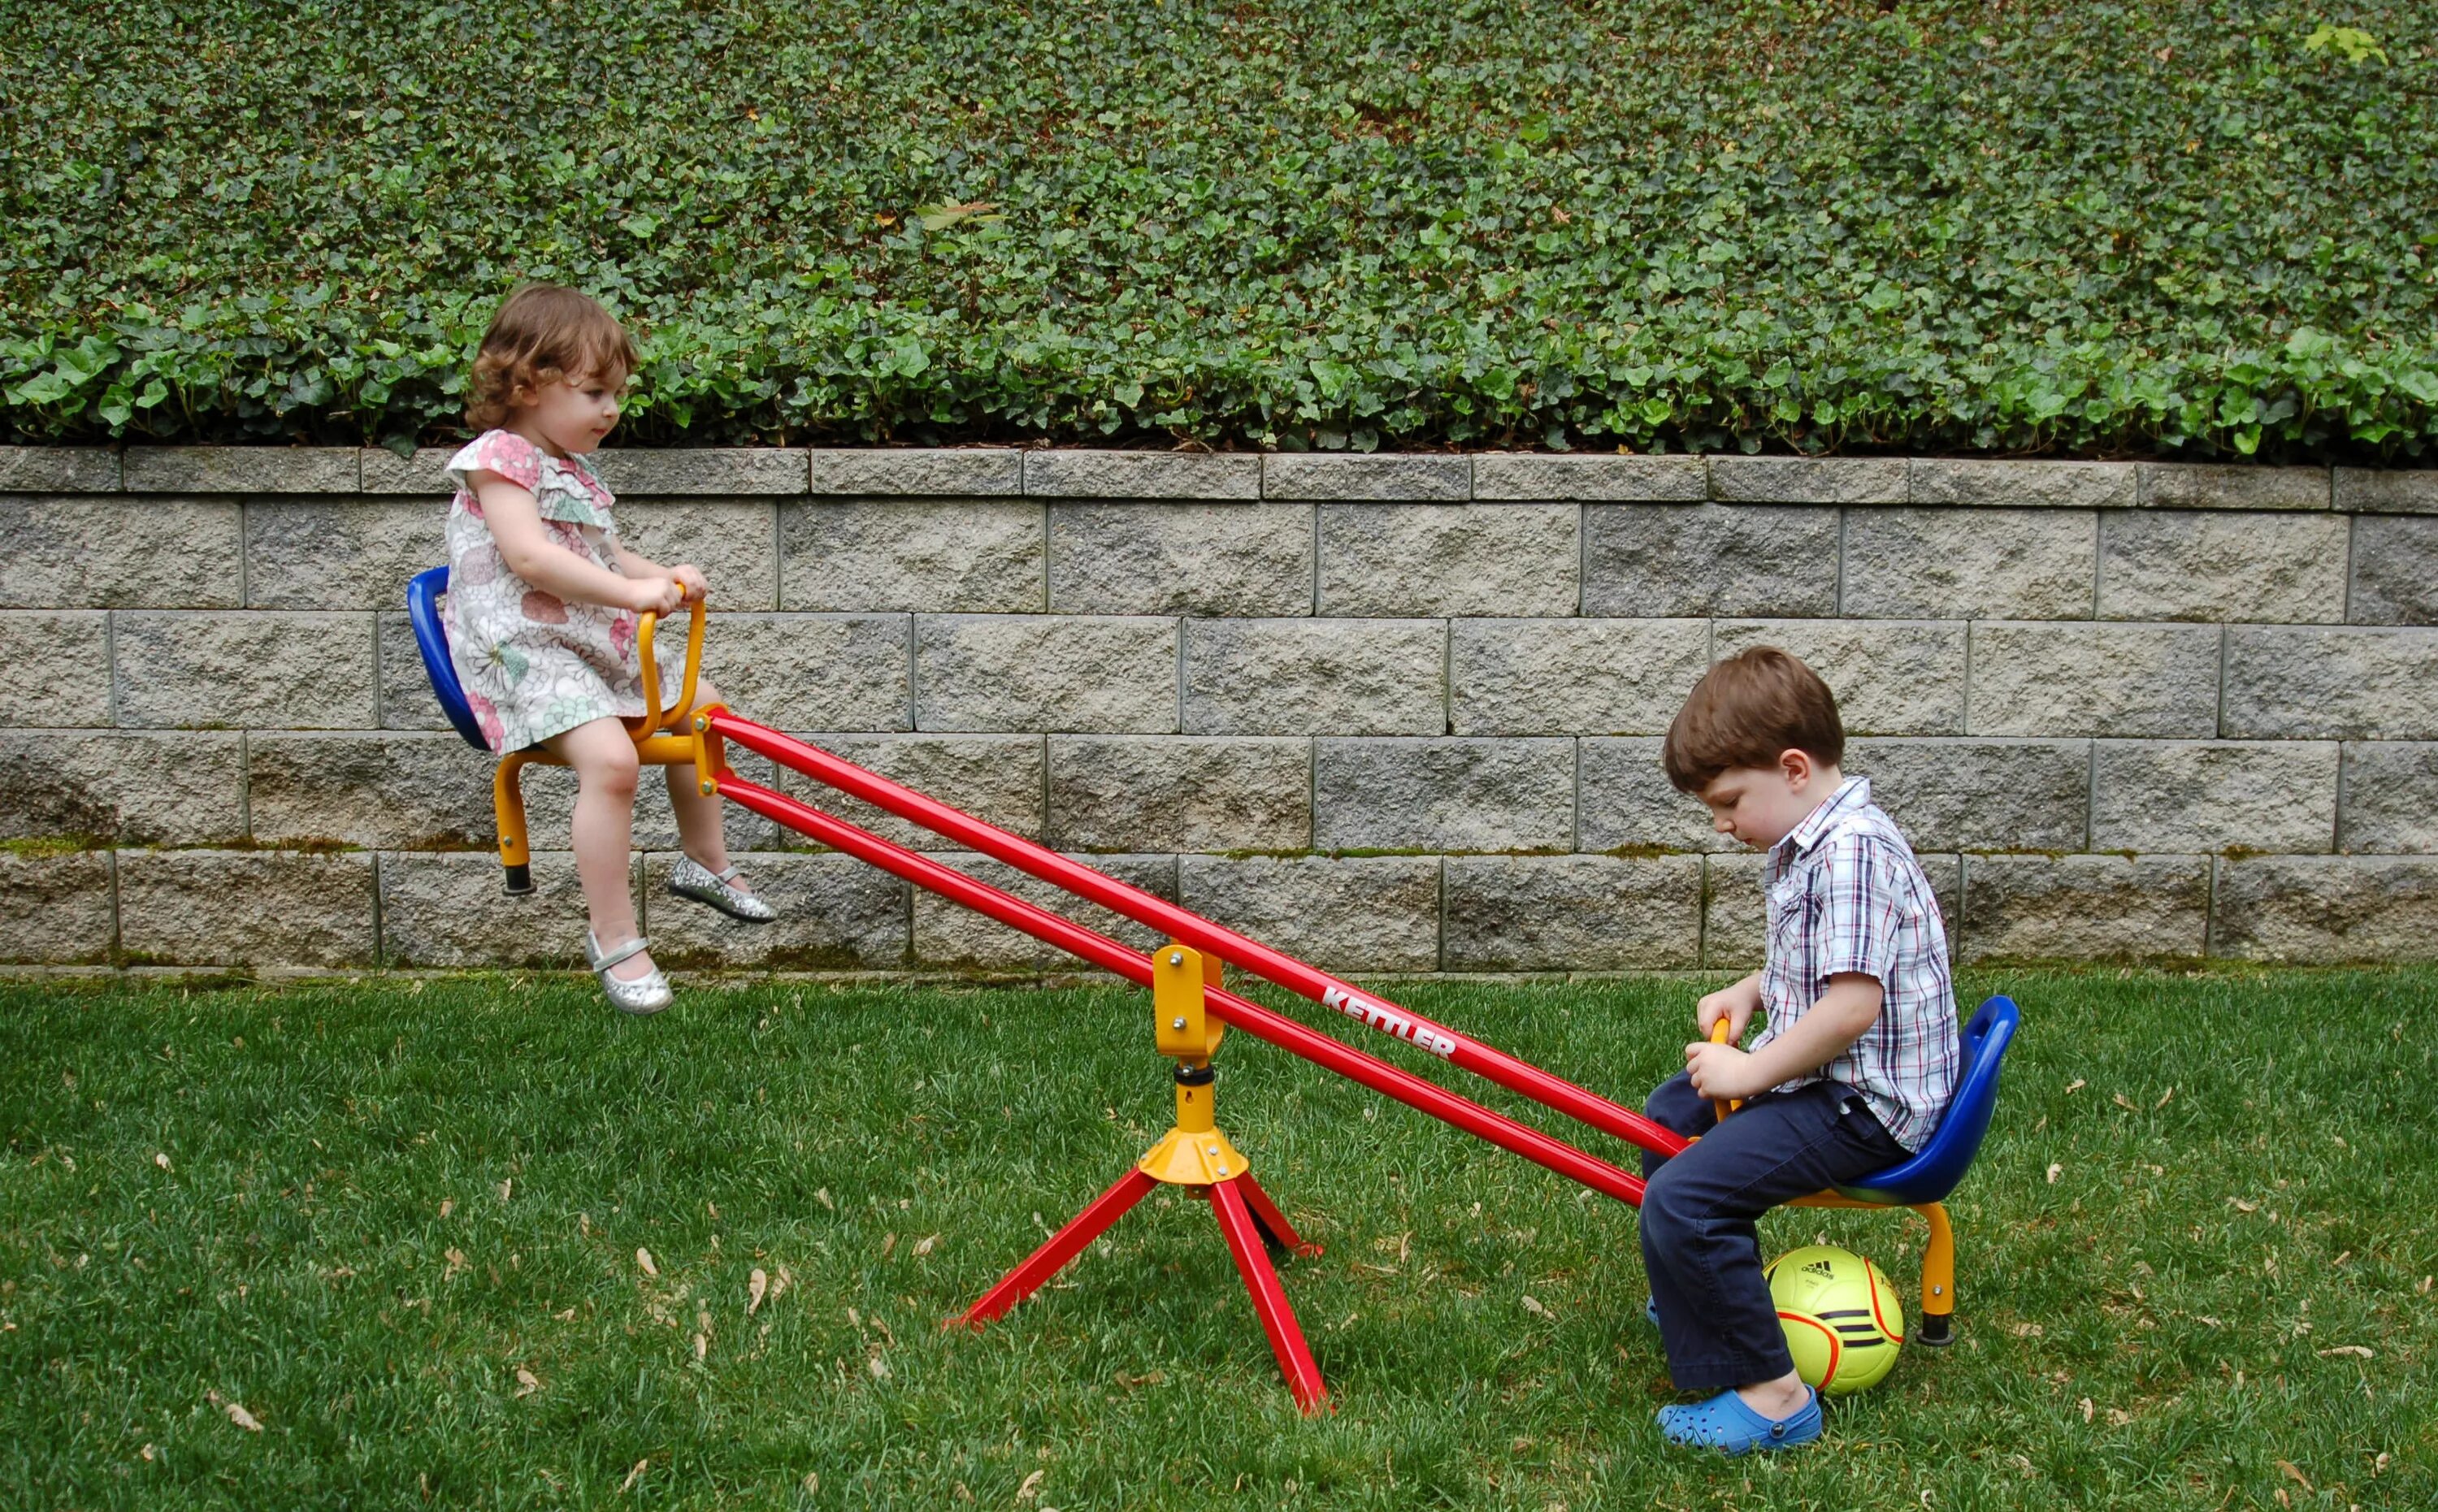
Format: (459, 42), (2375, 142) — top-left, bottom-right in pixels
(546, 717), (655, 979)
(665, 677), (746, 886)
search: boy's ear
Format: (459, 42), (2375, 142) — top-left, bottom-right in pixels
(1778, 747), (1815, 789)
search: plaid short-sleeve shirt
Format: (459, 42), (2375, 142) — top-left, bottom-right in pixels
(1752, 776), (1961, 1150)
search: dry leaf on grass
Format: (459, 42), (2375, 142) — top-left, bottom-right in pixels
(2231, 1198), (2258, 1213)
(2008, 1322), (2044, 1338)
(2317, 1345), (2374, 1358)
(748, 1267), (769, 1315)
(2079, 1397), (2093, 1423)
(498, 1179), (513, 1203)
(882, 1233), (898, 1258)
(2045, 1163), (2063, 1185)
(693, 1332), (708, 1362)
(443, 1248), (468, 1280)
(913, 1233), (940, 1257)
(2111, 1093), (2140, 1112)
(1017, 1469), (1046, 1501)
(154, 1153), (171, 1171)
(2275, 1459), (2311, 1491)
(2154, 1086), (2174, 1109)
(438, 1198), (454, 1219)
(815, 1188), (834, 1211)
(867, 1350), (891, 1380)
(514, 1367), (540, 1397)
(2063, 1079), (2084, 1094)
(621, 1458), (649, 1493)
(206, 1391), (262, 1432)
(636, 1248), (657, 1278)
(1520, 1295), (1552, 1319)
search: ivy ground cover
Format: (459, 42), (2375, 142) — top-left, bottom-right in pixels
(4, 2), (2436, 457)
(2, 969), (2431, 1508)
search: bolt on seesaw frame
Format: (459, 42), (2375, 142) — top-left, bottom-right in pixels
(484, 605), (1959, 1411)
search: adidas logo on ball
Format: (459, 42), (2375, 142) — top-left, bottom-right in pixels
(1763, 1244), (1906, 1395)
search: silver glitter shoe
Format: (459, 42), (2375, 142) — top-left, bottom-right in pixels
(586, 932), (673, 1016)
(668, 856), (777, 923)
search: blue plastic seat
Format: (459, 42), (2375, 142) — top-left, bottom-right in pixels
(407, 565), (492, 753)
(1834, 995), (2019, 1207)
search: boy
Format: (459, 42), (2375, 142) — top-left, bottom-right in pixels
(1640, 647), (1960, 1454)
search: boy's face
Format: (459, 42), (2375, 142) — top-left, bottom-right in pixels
(1696, 751), (1839, 849)
(524, 365), (625, 455)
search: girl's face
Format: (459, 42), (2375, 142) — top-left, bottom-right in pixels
(518, 366), (624, 455)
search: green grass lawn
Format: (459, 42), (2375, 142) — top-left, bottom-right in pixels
(2, 968), (2431, 1510)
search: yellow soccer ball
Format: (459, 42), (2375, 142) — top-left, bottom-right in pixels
(1763, 1244), (1905, 1395)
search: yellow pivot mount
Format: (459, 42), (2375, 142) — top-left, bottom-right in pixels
(1136, 942), (1248, 1186)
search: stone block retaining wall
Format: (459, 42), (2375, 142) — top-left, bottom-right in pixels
(5, 446), (2436, 974)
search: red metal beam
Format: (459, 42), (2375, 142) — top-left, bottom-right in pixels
(709, 715), (1690, 1160)
(716, 774), (1649, 1206)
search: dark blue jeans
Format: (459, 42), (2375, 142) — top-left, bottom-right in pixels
(1638, 1072), (1908, 1393)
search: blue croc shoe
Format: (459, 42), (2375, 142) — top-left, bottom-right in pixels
(1655, 1386), (1822, 1455)
(1644, 1297), (1661, 1328)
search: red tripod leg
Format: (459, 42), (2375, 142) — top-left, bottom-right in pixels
(954, 1168), (1159, 1328)
(1235, 1172), (1321, 1259)
(1210, 1177), (1330, 1414)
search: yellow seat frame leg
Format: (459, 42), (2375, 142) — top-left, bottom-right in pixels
(1913, 1202), (1955, 1345)
(494, 752), (541, 895)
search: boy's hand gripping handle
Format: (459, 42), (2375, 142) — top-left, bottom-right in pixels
(1708, 1018), (1742, 1124)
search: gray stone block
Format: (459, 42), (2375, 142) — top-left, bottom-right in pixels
(0, 851), (114, 964)
(914, 614), (1176, 733)
(1704, 851), (1960, 971)
(774, 733), (1044, 853)
(806, 448), (1025, 497)
(117, 849), (376, 967)
(1582, 504), (1838, 617)
(586, 448), (808, 496)
(2334, 468), (2438, 514)
(0, 447), (118, 492)
(2137, 464), (2328, 511)
(1578, 738), (1736, 853)
(377, 613), (451, 730)
(1842, 509), (2096, 620)
(1847, 739), (2090, 851)
(358, 447), (457, 495)
(2097, 511), (2348, 623)
(1261, 453), (1470, 500)
(1, 496), (241, 608)
(1471, 453), (1707, 502)
(2212, 855), (2438, 963)
(114, 610), (376, 729)
(1449, 618), (1708, 737)
(2223, 626), (2438, 739)
(377, 850), (618, 968)
(0, 731), (244, 844)
(1959, 854), (2210, 963)
(2090, 741), (2339, 854)
(1712, 620), (1967, 736)
(1024, 451), (1261, 500)
(1046, 735), (1308, 852)
(1050, 503), (1311, 616)
(1909, 459), (2135, 509)
(2337, 743), (2438, 853)
(1182, 618), (1443, 736)
(123, 447), (358, 495)
(1175, 853), (1442, 972)
(910, 851), (1173, 969)
(1312, 738), (1574, 852)
(1967, 622), (2221, 738)
(783, 500), (1043, 613)
(1709, 456), (1907, 505)
(614, 499), (780, 610)
(707, 613), (913, 733)
(0, 611), (111, 726)
(1443, 854), (1702, 970)
(243, 500), (448, 610)
(640, 851), (908, 968)
(1318, 504), (1576, 617)
(2347, 514), (2438, 626)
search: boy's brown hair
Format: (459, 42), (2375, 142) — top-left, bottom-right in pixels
(463, 284), (639, 431)
(1662, 646), (1845, 794)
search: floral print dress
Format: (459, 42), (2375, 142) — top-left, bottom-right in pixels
(442, 429), (687, 753)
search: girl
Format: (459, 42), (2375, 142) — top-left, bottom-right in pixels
(444, 283), (776, 1015)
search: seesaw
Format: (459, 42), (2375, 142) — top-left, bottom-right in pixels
(409, 571), (2017, 1412)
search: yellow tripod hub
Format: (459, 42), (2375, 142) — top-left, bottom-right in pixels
(1137, 942), (1248, 1187)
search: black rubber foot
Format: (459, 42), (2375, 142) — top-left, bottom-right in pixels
(1916, 1312), (1954, 1347)
(502, 863), (533, 895)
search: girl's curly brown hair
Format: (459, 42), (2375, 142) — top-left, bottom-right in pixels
(463, 284), (640, 431)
